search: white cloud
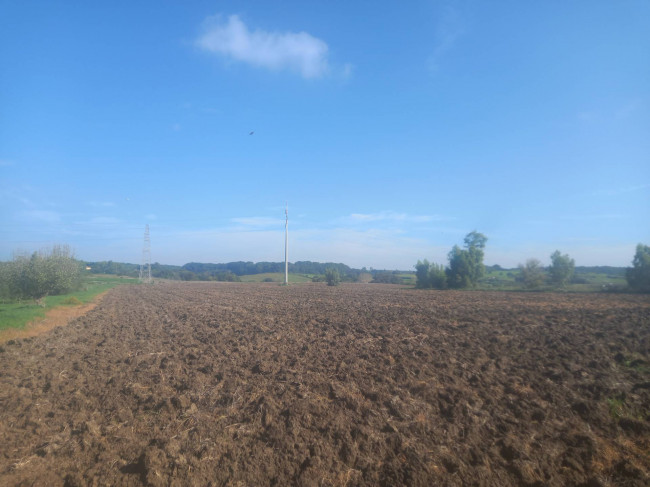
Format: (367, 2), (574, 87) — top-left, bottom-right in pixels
(594, 184), (650, 197)
(86, 217), (121, 225)
(342, 63), (353, 78)
(342, 211), (453, 224)
(196, 14), (330, 78)
(231, 216), (284, 227)
(88, 201), (116, 208)
(149, 226), (440, 270)
(560, 213), (629, 221)
(294, 227), (446, 269)
(428, 2), (466, 72)
(21, 210), (61, 223)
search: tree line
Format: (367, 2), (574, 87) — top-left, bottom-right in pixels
(415, 231), (488, 289)
(416, 234), (650, 293)
(85, 260), (361, 282)
(2, 241), (647, 302)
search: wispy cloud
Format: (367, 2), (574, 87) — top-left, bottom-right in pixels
(341, 211), (454, 224)
(86, 217), (121, 225)
(151, 226), (441, 270)
(615, 98), (644, 120)
(578, 98), (645, 124)
(88, 201), (116, 208)
(428, 1), (467, 72)
(231, 216), (284, 227)
(21, 210), (61, 223)
(560, 213), (629, 221)
(0, 160), (15, 167)
(196, 14), (330, 79)
(594, 184), (650, 197)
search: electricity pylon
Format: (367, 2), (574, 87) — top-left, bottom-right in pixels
(139, 224), (152, 283)
(284, 203), (289, 285)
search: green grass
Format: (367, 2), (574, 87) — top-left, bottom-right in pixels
(476, 268), (628, 292)
(607, 397), (627, 420)
(238, 272), (314, 283)
(395, 273), (416, 286)
(618, 353), (650, 375)
(0, 274), (137, 331)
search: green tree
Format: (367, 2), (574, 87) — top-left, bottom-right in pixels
(548, 250), (575, 287)
(2, 245), (82, 300)
(626, 243), (650, 293)
(415, 259), (448, 289)
(518, 258), (545, 289)
(446, 231), (488, 288)
(415, 259), (431, 288)
(325, 268), (341, 286)
(428, 262), (447, 289)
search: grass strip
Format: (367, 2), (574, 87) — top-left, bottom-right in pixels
(0, 275), (137, 331)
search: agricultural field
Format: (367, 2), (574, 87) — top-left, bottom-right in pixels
(0, 283), (648, 486)
(238, 273), (314, 283)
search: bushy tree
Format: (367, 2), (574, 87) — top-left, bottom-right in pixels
(415, 260), (447, 289)
(428, 262), (448, 289)
(626, 243), (650, 293)
(325, 268), (341, 286)
(415, 259), (431, 289)
(2, 245), (82, 300)
(518, 258), (545, 289)
(446, 231), (488, 288)
(371, 271), (401, 284)
(0, 262), (11, 301)
(549, 250), (575, 287)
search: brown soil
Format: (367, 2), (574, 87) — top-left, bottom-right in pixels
(0, 292), (108, 344)
(0, 283), (648, 486)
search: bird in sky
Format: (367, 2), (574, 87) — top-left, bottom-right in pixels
(249, 131), (254, 135)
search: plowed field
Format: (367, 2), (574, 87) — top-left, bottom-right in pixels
(1, 283), (649, 486)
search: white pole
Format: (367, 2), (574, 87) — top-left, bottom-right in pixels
(284, 203), (289, 285)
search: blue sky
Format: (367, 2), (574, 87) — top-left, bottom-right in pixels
(1, 1), (648, 269)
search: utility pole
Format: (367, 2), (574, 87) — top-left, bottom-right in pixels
(139, 224), (152, 284)
(284, 203), (289, 285)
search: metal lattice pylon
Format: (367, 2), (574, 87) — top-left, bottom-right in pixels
(284, 203), (289, 285)
(139, 224), (152, 283)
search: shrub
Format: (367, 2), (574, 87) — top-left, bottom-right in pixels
(371, 271), (401, 284)
(1, 245), (83, 301)
(518, 258), (545, 289)
(549, 250), (575, 288)
(415, 260), (431, 289)
(446, 231), (488, 289)
(626, 243), (650, 293)
(415, 260), (447, 289)
(428, 263), (448, 289)
(325, 268), (341, 286)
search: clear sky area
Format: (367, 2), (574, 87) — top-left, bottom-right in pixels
(1, 1), (648, 270)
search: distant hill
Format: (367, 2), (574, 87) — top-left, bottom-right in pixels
(573, 266), (626, 277)
(182, 261), (354, 277)
(85, 260), (628, 286)
(486, 264), (626, 276)
(85, 260), (362, 282)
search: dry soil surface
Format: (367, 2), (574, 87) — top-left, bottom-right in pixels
(0, 282), (648, 486)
